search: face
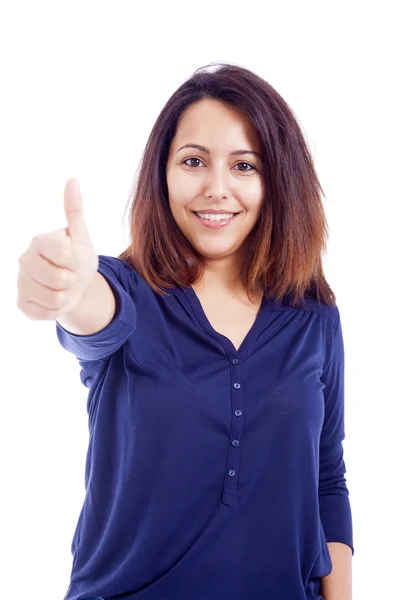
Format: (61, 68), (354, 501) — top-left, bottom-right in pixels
(166, 99), (264, 266)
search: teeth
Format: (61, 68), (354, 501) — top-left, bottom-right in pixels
(197, 213), (235, 221)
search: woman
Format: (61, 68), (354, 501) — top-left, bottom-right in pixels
(19, 62), (354, 599)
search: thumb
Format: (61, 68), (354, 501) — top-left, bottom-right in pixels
(64, 178), (91, 245)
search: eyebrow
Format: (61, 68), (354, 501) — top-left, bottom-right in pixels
(176, 143), (262, 160)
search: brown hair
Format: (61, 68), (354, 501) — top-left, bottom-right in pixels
(118, 61), (336, 308)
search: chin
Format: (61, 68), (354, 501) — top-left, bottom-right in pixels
(192, 244), (239, 260)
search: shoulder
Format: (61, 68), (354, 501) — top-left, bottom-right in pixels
(303, 297), (339, 330)
(97, 255), (172, 301)
(98, 254), (142, 288)
(277, 291), (340, 332)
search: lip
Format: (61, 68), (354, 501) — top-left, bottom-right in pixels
(193, 211), (239, 229)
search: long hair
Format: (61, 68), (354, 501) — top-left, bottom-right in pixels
(118, 61), (336, 308)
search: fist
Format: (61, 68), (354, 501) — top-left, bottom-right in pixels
(17, 178), (99, 320)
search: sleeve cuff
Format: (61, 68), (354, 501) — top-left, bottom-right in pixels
(319, 490), (354, 556)
(56, 262), (137, 361)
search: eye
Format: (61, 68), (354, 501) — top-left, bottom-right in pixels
(234, 162), (256, 172)
(183, 157), (204, 168)
(182, 158), (256, 171)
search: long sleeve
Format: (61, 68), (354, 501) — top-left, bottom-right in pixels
(318, 311), (354, 555)
(55, 255), (137, 392)
(56, 255), (137, 363)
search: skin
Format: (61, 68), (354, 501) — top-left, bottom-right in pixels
(166, 98), (265, 299)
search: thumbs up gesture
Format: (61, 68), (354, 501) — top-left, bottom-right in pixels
(17, 178), (99, 320)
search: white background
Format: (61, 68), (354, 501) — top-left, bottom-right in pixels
(2, 1), (399, 598)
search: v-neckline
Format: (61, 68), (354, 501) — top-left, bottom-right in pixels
(181, 285), (272, 358)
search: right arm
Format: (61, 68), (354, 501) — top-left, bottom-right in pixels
(56, 271), (118, 336)
(17, 179), (136, 361)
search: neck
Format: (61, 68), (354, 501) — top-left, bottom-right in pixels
(193, 253), (262, 302)
(195, 254), (241, 290)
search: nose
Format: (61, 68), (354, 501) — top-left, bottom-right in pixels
(204, 165), (231, 200)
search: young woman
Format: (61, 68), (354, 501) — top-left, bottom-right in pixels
(18, 62), (354, 600)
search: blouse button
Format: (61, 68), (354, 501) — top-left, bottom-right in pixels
(232, 358), (239, 365)
(232, 439), (239, 446)
(233, 382), (241, 389)
(234, 409), (242, 416)
(228, 469), (236, 477)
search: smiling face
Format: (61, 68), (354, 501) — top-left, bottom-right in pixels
(166, 98), (264, 267)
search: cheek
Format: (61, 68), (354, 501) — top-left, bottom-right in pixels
(241, 193), (263, 216)
(168, 193), (193, 228)
(167, 171), (193, 204)
(249, 178), (264, 198)
(167, 180), (184, 210)
(168, 183), (197, 214)
(238, 178), (263, 205)
(169, 192), (191, 214)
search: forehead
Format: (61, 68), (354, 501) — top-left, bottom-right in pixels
(172, 99), (261, 150)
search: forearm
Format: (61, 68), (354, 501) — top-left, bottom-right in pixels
(56, 271), (117, 335)
(320, 542), (353, 600)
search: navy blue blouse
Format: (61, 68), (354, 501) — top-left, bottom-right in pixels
(56, 254), (354, 600)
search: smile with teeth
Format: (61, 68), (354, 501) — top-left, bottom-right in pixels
(195, 212), (236, 221)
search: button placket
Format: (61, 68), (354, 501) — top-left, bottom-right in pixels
(222, 356), (244, 506)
